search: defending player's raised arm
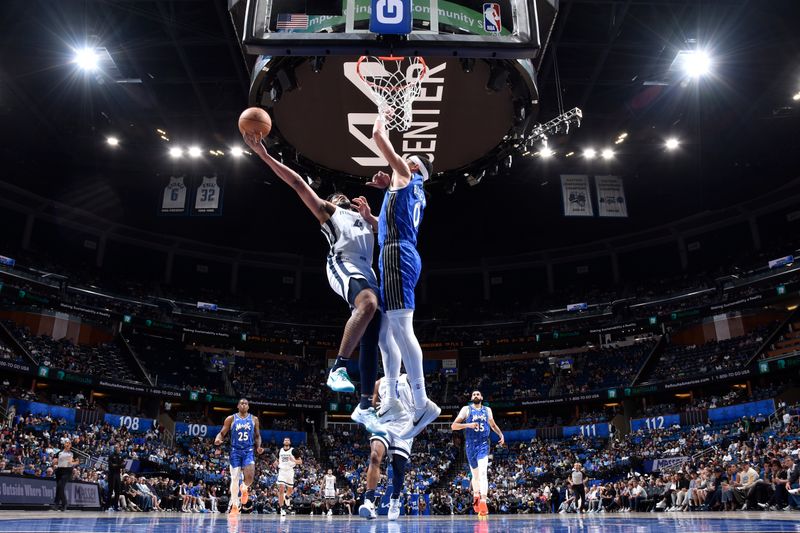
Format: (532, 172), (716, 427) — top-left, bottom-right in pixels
(486, 407), (505, 446)
(243, 133), (335, 223)
(214, 415), (234, 446)
(370, 115), (411, 185)
(451, 406), (478, 431)
(253, 415), (264, 454)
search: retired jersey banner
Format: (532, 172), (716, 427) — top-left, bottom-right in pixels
(595, 175), (628, 217)
(161, 176), (188, 214)
(192, 176), (223, 216)
(561, 175), (593, 217)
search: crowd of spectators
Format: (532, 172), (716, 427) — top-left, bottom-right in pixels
(230, 355), (324, 404)
(5, 321), (140, 383)
(647, 327), (773, 383)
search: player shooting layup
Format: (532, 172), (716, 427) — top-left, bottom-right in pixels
(360, 115), (440, 439)
(451, 390), (505, 518)
(214, 398), (263, 514)
(243, 133), (385, 434)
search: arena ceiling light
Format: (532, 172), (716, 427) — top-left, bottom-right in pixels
(540, 146), (554, 159)
(73, 47), (99, 71)
(665, 138), (680, 151)
(188, 146), (202, 158)
(583, 148), (597, 160)
(601, 148), (615, 160)
(682, 50), (712, 78)
(105, 136), (119, 147)
(169, 147), (183, 159)
(229, 147), (244, 157)
(793, 92), (800, 101)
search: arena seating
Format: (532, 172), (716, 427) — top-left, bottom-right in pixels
(646, 327), (772, 382)
(127, 333), (225, 393)
(230, 355), (323, 404)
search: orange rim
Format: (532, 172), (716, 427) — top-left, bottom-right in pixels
(356, 55), (427, 92)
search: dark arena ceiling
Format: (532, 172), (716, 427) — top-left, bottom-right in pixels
(0, 0), (799, 265)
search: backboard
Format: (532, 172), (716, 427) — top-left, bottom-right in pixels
(234, 0), (557, 59)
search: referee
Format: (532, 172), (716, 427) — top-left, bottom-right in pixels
(107, 444), (125, 511)
(569, 463), (587, 512)
(54, 440), (78, 511)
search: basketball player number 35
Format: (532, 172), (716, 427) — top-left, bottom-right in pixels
(376, 0), (404, 24)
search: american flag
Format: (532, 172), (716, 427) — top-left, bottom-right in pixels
(276, 13), (309, 30)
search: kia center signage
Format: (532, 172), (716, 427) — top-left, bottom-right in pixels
(251, 55), (537, 179)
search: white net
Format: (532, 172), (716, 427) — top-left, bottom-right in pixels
(356, 56), (427, 132)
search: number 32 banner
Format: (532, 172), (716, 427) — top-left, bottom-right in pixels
(193, 176), (224, 216)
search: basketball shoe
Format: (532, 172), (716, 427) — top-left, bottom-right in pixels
(358, 499), (377, 520)
(350, 405), (387, 436)
(327, 367), (355, 393)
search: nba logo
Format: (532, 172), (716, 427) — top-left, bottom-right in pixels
(483, 3), (501, 33)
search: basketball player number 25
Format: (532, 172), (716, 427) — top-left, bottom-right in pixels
(376, 0), (404, 24)
(237, 431), (248, 442)
(413, 202), (422, 229)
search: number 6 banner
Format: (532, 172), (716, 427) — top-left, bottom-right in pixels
(192, 176), (224, 216)
(160, 176), (188, 215)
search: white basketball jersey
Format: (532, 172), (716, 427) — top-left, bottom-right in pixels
(195, 176), (221, 211)
(320, 208), (374, 262)
(278, 447), (295, 472)
(324, 474), (336, 491)
(162, 177), (187, 211)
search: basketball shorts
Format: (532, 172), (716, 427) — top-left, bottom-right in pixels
(324, 489), (336, 499)
(370, 419), (413, 460)
(466, 443), (490, 469)
(379, 241), (421, 311)
(229, 448), (255, 469)
(326, 254), (379, 308)
(277, 469), (295, 487)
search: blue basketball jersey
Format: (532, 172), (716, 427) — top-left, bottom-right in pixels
(378, 172), (426, 247)
(230, 413), (255, 451)
(465, 405), (490, 450)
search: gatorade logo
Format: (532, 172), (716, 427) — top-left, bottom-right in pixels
(376, 0), (404, 24)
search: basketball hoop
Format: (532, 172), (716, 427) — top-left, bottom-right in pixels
(356, 56), (427, 132)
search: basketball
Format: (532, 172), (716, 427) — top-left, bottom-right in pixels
(238, 107), (272, 138)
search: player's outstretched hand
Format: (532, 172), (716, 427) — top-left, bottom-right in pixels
(351, 196), (372, 217)
(256, 447), (264, 455)
(367, 171), (391, 189)
(214, 436), (222, 446)
(498, 435), (505, 447)
(242, 133), (266, 156)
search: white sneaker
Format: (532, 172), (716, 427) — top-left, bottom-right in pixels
(280, 508), (287, 516)
(400, 399), (442, 439)
(327, 367), (355, 393)
(358, 499), (377, 520)
(377, 397), (405, 423)
(388, 498), (401, 520)
(327, 509), (333, 516)
(351, 405), (387, 436)
(789, 488), (800, 495)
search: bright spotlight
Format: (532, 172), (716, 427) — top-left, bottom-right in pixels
(74, 48), (99, 71)
(169, 147), (183, 159)
(665, 138), (680, 150)
(684, 50), (711, 78)
(230, 147), (244, 157)
(188, 146), (202, 158)
(583, 148), (597, 160)
(793, 92), (800, 102)
(106, 137), (119, 147)
(601, 148), (614, 160)
(540, 146), (554, 159)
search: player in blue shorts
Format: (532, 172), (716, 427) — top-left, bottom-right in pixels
(451, 390), (505, 518)
(359, 114), (440, 439)
(214, 398), (263, 514)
